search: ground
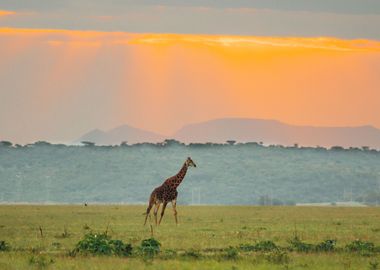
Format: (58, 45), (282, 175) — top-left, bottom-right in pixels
(0, 205), (379, 269)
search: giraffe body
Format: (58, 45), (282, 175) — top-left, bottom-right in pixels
(144, 157), (196, 225)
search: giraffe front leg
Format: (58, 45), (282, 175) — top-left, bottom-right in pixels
(144, 202), (153, 226)
(172, 199), (178, 225)
(158, 201), (168, 225)
(153, 202), (161, 226)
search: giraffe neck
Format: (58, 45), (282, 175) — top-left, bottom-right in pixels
(171, 162), (188, 189)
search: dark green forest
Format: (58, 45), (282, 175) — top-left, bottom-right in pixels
(0, 140), (380, 205)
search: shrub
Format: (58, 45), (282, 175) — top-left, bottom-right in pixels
(224, 246), (239, 260)
(315, 239), (336, 252)
(138, 238), (161, 258)
(288, 236), (313, 252)
(0, 241), (10, 251)
(346, 240), (375, 255)
(72, 232), (132, 256)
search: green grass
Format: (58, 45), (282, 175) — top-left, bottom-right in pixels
(0, 205), (380, 269)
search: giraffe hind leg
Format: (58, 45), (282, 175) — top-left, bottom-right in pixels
(153, 202), (161, 225)
(172, 199), (178, 225)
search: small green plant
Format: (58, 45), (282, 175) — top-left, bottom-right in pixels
(346, 240), (375, 256)
(0, 240), (10, 251)
(72, 232), (132, 256)
(288, 236), (313, 252)
(315, 239), (336, 252)
(138, 238), (161, 258)
(224, 246), (239, 260)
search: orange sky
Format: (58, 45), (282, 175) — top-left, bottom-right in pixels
(0, 28), (380, 143)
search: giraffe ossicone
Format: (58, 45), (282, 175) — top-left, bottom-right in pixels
(144, 157), (196, 226)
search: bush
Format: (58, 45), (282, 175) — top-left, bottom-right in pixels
(72, 232), (132, 256)
(315, 239), (336, 252)
(346, 240), (375, 255)
(288, 236), (313, 252)
(240, 240), (278, 252)
(0, 241), (10, 251)
(138, 238), (161, 258)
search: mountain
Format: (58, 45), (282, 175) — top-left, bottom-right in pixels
(75, 124), (165, 145)
(173, 118), (380, 148)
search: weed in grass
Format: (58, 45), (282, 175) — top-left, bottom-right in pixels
(0, 241), (10, 252)
(28, 255), (54, 269)
(369, 261), (379, 270)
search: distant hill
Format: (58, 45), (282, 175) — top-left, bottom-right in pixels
(76, 118), (380, 148)
(173, 118), (380, 148)
(75, 124), (165, 145)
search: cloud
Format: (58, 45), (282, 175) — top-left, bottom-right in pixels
(1, 27), (380, 52)
(0, 10), (16, 16)
(127, 34), (380, 52)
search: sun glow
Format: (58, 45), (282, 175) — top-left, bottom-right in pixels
(1, 27), (380, 142)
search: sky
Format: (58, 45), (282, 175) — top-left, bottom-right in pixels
(1, 1), (380, 143)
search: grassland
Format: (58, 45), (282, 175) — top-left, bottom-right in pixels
(0, 205), (380, 269)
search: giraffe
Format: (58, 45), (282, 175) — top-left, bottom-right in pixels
(144, 157), (196, 226)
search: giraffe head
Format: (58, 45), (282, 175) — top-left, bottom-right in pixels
(186, 157), (197, 168)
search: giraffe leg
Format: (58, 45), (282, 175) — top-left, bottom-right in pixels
(144, 198), (154, 226)
(153, 202), (161, 225)
(172, 199), (178, 225)
(158, 201), (168, 225)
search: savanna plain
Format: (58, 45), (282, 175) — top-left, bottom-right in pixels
(0, 205), (380, 269)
